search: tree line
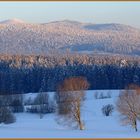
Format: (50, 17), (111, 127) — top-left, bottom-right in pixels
(0, 53), (140, 94)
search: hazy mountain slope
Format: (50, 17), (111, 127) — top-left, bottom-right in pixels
(0, 19), (140, 55)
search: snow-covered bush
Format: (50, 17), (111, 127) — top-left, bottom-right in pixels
(10, 95), (24, 113)
(106, 92), (112, 98)
(26, 103), (55, 114)
(0, 107), (16, 124)
(10, 100), (24, 113)
(102, 104), (114, 116)
(26, 93), (55, 116)
(94, 92), (99, 99)
(24, 97), (34, 105)
(97, 92), (112, 99)
(0, 94), (20, 124)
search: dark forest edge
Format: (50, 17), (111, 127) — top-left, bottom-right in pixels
(0, 53), (140, 95)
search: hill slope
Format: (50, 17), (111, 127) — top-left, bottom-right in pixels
(0, 19), (140, 55)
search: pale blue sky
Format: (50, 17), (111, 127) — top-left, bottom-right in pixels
(0, 2), (140, 28)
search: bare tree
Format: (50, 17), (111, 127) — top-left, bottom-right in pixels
(127, 84), (140, 95)
(34, 92), (49, 119)
(116, 86), (140, 132)
(56, 76), (89, 130)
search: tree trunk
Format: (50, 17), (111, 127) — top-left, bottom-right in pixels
(39, 105), (43, 119)
(79, 120), (85, 130)
(40, 112), (43, 119)
(134, 120), (137, 132)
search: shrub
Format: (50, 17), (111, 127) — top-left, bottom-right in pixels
(97, 92), (112, 99)
(10, 99), (24, 113)
(94, 92), (99, 99)
(102, 104), (114, 116)
(0, 107), (16, 124)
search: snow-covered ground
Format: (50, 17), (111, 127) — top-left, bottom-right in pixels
(0, 90), (140, 138)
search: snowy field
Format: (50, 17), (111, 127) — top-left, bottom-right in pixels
(0, 90), (140, 138)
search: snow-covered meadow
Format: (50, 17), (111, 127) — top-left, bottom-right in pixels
(0, 90), (140, 138)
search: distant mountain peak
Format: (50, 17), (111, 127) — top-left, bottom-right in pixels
(0, 18), (25, 24)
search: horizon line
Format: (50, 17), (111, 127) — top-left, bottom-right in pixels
(0, 18), (139, 29)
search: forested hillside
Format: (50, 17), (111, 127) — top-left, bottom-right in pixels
(0, 20), (140, 55)
(0, 54), (140, 94)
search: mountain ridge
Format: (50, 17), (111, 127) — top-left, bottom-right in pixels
(0, 18), (25, 24)
(0, 19), (140, 56)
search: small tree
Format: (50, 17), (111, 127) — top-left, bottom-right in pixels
(102, 104), (114, 116)
(116, 87), (140, 132)
(56, 76), (89, 130)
